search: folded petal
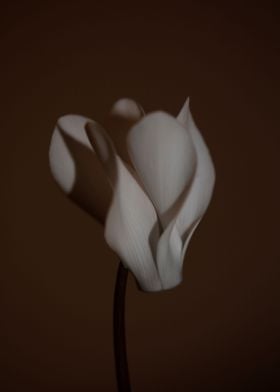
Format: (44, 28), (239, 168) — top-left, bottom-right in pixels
(49, 115), (111, 223)
(152, 101), (215, 288)
(127, 112), (197, 228)
(156, 222), (183, 290)
(86, 122), (162, 292)
(176, 99), (216, 253)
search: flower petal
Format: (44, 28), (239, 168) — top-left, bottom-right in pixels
(154, 101), (215, 289)
(86, 122), (162, 292)
(49, 115), (111, 223)
(156, 223), (183, 290)
(176, 99), (215, 251)
(127, 111), (197, 228)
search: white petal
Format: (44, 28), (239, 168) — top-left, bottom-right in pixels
(49, 115), (90, 192)
(176, 99), (216, 250)
(49, 115), (112, 223)
(127, 112), (197, 228)
(154, 101), (215, 288)
(156, 223), (183, 290)
(86, 123), (162, 292)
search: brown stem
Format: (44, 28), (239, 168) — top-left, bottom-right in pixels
(113, 262), (131, 392)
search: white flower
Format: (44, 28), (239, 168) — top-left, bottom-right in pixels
(49, 98), (215, 292)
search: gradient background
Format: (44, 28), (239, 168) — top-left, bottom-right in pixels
(1, 1), (280, 391)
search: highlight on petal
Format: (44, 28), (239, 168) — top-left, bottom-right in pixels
(176, 99), (216, 256)
(127, 111), (197, 228)
(49, 115), (111, 223)
(86, 123), (162, 292)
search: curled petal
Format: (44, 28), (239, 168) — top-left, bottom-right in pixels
(156, 223), (183, 290)
(153, 100), (215, 289)
(176, 99), (216, 254)
(49, 115), (111, 223)
(127, 112), (197, 228)
(86, 122), (162, 292)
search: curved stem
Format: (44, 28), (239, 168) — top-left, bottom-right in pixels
(113, 262), (131, 392)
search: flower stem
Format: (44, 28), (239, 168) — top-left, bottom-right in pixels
(113, 262), (131, 392)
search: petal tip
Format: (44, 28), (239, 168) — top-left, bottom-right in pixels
(110, 98), (144, 119)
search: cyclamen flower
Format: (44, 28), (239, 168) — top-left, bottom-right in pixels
(49, 98), (215, 292)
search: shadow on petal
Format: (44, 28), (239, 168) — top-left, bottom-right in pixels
(103, 98), (144, 165)
(58, 127), (112, 224)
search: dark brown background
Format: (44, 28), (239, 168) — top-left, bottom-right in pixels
(1, 1), (279, 391)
